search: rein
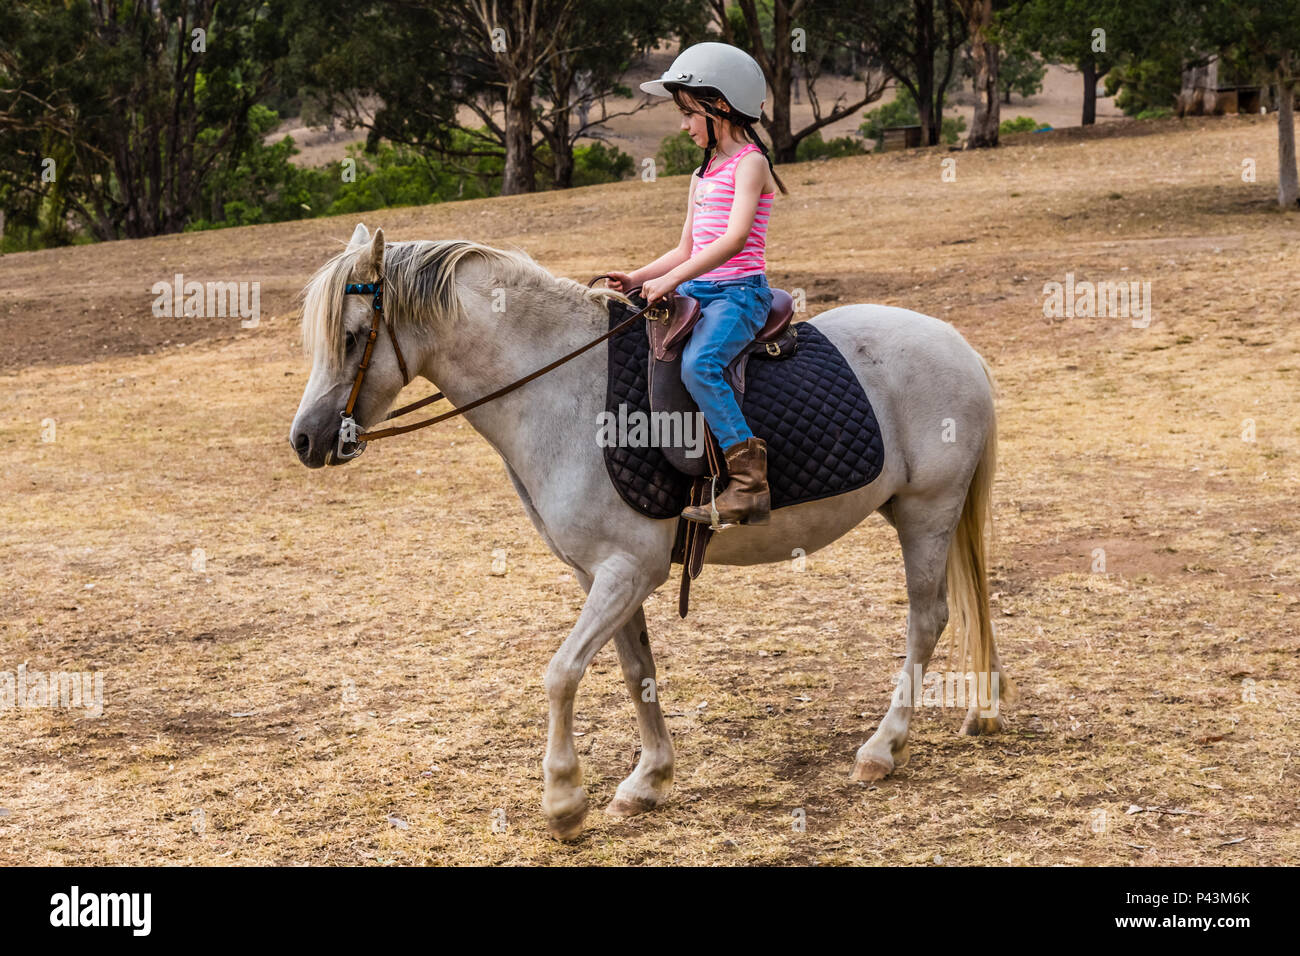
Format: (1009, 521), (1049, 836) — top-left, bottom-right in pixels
(334, 274), (662, 460)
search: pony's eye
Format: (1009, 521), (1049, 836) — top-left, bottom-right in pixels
(345, 330), (358, 354)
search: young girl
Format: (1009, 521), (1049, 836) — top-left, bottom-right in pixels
(609, 42), (789, 528)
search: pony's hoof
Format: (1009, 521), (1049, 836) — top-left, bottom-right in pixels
(545, 795), (589, 842)
(960, 713), (1005, 736)
(851, 756), (893, 783)
(606, 794), (659, 818)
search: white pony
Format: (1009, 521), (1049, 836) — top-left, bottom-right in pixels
(291, 224), (1010, 840)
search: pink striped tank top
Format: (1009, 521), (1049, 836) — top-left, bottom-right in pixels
(690, 142), (774, 280)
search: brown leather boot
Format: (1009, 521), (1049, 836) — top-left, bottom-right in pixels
(682, 437), (771, 528)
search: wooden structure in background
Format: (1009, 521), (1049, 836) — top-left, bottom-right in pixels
(881, 125), (923, 151)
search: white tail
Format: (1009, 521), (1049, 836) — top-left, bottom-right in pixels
(944, 355), (1014, 706)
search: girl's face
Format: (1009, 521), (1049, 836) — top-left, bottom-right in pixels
(676, 94), (726, 147)
(674, 92), (763, 147)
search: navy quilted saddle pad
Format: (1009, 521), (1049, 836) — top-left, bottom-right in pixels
(602, 303), (885, 520)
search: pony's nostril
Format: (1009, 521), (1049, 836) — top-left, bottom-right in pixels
(293, 432), (310, 457)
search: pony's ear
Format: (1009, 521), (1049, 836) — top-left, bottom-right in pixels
(347, 222), (369, 250)
(360, 227), (385, 279)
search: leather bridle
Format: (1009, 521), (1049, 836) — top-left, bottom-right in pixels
(332, 274), (664, 461)
(335, 280), (406, 460)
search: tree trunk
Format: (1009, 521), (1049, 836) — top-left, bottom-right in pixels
(737, 0), (887, 160)
(501, 77), (535, 195)
(757, 0), (797, 163)
(917, 86), (937, 146)
(915, 0), (940, 146)
(968, 43), (1000, 146)
(548, 55), (577, 190)
(1279, 78), (1299, 208)
(575, 69), (594, 130)
(551, 104), (574, 190)
(1082, 59), (1098, 126)
(962, 0), (999, 148)
(769, 68), (796, 162)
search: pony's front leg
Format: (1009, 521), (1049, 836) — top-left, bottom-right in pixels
(542, 556), (658, 840)
(606, 606), (675, 818)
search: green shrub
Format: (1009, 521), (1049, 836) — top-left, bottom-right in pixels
(795, 131), (868, 161)
(999, 115), (1040, 135)
(1107, 53), (1184, 117)
(331, 137), (503, 213)
(190, 105), (349, 229)
(859, 89), (965, 150)
(656, 131), (702, 177)
(326, 147), (440, 214)
(998, 43), (1048, 102)
(532, 140), (634, 190)
(188, 125), (504, 230)
(942, 114), (968, 145)
(1135, 106), (1174, 120)
(859, 96), (920, 147)
(572, 142), (636, 186)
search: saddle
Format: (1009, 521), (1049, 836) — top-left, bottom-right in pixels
(642, 288), (798, 476)
(630, 287), (798, 616)
(595, 273), (881, 618)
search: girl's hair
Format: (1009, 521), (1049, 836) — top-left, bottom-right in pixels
(670, 86), (789, 195)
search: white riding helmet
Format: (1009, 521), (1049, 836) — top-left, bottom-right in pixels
(640, 42), (767, 120)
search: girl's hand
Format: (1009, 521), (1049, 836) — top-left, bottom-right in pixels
(605, 271), (635, 293)
(641, 277), (675, 304)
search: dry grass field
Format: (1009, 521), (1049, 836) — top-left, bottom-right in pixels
(0, 112), (1297, 865)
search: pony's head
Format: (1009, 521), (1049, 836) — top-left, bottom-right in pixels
(289, 223), (416, 467)
(289, 224), (630, 468)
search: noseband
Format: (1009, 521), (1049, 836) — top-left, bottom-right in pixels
(333, 274), (663, 461)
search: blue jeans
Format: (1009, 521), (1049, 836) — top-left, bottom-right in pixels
(675, 273), (772, 451)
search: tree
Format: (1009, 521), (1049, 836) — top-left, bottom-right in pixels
(281, 1), (463, 164)
(850, 0), (968, 147)
(1280, 74), (1299, 208)
(1104, 50), (1187, 117)
(1010, 0), (1178, 126)
(711, 0), (889, 163)
(997, 39), (1046, 103)
(860, 86), (967, 148)
(0, 0), (296, 240)
(1198, 0), (1300, 208)
(413, 1), (580, 195)
(295, 0), (694, 196)
(533, 0), (694, 189)
(958, 0), (999, 147)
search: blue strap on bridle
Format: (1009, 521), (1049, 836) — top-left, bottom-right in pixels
(345, 282), (383, 311)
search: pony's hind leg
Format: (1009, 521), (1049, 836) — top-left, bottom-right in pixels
(606, 606), (675, 818)
(852, 496), (953, 782)
(959, 640), (1007, 735)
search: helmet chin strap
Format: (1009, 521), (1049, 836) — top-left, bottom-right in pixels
(700, 114), (718, 177)
(697, 100), (778, 182)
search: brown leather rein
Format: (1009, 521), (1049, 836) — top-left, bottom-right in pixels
(333, 274), (660, 460)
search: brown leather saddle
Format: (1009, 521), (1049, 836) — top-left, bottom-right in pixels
(634, 287), (798, 617)
(643, 288), (797, 476)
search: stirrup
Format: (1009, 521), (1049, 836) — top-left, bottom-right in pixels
(709, 475), (723, 531)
